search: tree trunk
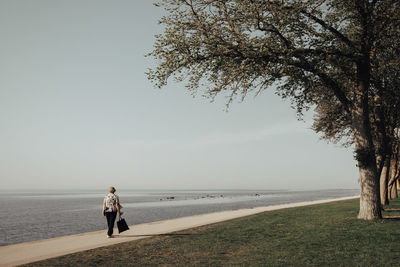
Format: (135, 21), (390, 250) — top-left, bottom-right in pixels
(389, 180), (398, 199)
(358, 165), (381, 220)
(353, 113), (381, 219)
(379, 157), (389, 205)
(388, 157), (399, 200)
(353, 57), (381, 220)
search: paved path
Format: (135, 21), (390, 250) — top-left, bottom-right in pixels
(0, 196), (358, 266)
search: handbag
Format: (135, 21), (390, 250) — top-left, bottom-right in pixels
(117, 217), (130, 233)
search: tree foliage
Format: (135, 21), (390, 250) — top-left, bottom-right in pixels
(147, 0), (400, 219)
(149, 1), (397, 112)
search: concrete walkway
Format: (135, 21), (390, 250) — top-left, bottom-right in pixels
(0, 196), (358, 266)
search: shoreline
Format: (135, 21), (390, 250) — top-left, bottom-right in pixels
(0, 195), (359, 267)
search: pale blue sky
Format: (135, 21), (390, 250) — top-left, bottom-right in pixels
(0, 0), (358, 190)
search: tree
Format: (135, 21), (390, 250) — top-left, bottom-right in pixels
(313, 78), (400, 207)
(313, 20), (400, 207)
(147, 0), (400, 220)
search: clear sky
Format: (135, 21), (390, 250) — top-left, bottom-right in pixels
(0, 0), (358, 191)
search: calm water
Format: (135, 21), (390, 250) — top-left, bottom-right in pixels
(0, 189), (359, 246)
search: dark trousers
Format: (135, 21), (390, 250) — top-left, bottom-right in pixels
(105, 211), (117, 236)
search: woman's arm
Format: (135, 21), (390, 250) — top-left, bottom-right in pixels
(116, 204), (122, 216)
(116, 195), (122, 216)
(102, 202), (106, 216)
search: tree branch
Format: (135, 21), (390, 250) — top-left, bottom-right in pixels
(301, 11), (357, 51)
(289, 59), (352, 113)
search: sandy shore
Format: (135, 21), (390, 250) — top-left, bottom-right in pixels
(0, 196), (358, 267)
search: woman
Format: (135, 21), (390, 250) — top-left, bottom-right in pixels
(102, 186), (123, 238)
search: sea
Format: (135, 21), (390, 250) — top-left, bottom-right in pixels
(0, 189), (359, 246)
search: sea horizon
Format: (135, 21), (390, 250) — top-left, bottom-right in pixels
(0, 187), (359, 193)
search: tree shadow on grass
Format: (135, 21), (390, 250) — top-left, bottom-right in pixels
(383, 208), (400, 212)
(115, 233), (195, 238)
(382, 215), (400, 220)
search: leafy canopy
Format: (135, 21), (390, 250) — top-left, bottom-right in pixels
(148, 0), (399, 120)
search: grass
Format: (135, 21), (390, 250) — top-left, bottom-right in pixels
(25, 197), (400, 266)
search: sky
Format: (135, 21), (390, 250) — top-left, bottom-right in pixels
(0, 0), (359, 191)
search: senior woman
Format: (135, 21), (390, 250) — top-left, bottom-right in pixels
(102, 186), (123, 238)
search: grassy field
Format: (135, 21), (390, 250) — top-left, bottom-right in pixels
(25, 197), (400, 266)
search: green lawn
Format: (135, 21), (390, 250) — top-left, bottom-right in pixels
(25, 197), (400, 266)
